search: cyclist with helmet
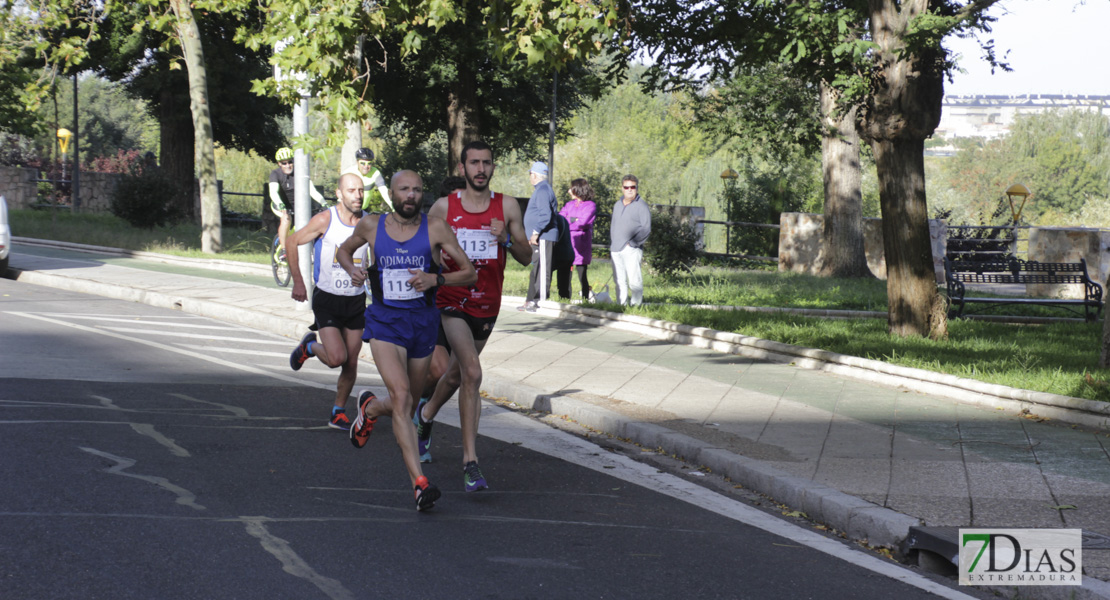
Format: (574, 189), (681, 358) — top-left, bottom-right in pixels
(269, 147), (327, 257)
(343, 147), (391, 214)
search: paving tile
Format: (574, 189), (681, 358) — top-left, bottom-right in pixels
(885, 494), (971, 526)
(965, 462), (1055, 500)
(813, 457), (890, 496)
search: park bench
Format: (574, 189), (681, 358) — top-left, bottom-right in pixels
(944, 257), (1104, 321)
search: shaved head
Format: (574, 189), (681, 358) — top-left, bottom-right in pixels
(389, 170), (424, 219)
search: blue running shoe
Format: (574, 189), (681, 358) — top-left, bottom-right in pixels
(463, 460), (488, 492)
(289, 331), (316, 371)
(413, 396), (434, 463)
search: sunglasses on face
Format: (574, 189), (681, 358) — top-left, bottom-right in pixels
(623, 185), (637, 190)
(279, 160), (292, 166)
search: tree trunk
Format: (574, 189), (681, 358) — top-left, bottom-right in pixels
(446, 63), (480, 175)
(170, 0), (221, 253)
(858, 0), (947, 339)
(817, 81), (870, 278)
(341, 35), (365, 176)
(872, 137), (947, 339)
(159, 88), (195, 222)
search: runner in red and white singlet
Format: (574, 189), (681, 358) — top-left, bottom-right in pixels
(416, 141), (532, 492)
(435, 189), (508, 318)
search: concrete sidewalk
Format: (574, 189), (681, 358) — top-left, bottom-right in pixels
(6, 241), (1110, 598)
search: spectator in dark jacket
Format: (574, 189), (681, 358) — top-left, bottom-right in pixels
(520, 162), (558, 311)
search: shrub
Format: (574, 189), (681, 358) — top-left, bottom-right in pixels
(110, 169), (184, 229)
(645, 209), (701, 279)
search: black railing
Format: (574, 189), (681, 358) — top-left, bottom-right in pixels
(696, 218), (780, 262)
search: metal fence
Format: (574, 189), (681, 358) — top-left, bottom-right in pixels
(696, 218), (780, 263)
(945, 225), (1030, 262)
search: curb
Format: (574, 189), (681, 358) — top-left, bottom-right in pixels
(480, 376), (921, 550)
(532, 300), (1110, 432)
(12, 237), (273, 277)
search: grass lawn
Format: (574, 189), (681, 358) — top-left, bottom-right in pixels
(12, 208), (1110, 403)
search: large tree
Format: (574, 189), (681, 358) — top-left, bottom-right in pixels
(634, 0), (1006, 338)
(365, 4), (608, 176)
(88, 2), (284, 226)
(241, 0), (629, 158)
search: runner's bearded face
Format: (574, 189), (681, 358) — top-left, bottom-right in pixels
(461, 149), (494, 192)
(390, 173), (424, 219)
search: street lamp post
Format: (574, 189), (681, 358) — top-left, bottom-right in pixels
(721, 168), (739, 253)
(1005, 183), (1031, 224)
(57, 128), (73, 205)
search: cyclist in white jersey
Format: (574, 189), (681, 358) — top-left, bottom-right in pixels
(286, 173), (369, 430)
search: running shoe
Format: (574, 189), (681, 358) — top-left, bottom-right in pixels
(328, 410), (350, 430)
(414, 476), (441, 512)
(349, 390), (378, 449)
(289, 331), (316, 371)
(463, 460), (489, 492)
(413, 396), (434, 463)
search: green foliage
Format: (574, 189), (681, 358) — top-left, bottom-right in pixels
(0, 0), (106, 135)
(939, 110), (1110, 224)
(364, 4), (610, 173)
(111, 168), (184, 229)
(644, 210), (701, 279)
(240, 0), (628, 151)
(684, 63), (822, 165)
(34, 76), (159, 166)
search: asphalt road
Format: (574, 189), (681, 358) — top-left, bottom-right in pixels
(0, 279), (987, 600)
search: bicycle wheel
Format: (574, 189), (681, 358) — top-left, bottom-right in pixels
(271, 234), (291, 287)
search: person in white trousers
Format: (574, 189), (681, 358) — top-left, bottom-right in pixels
(609, 174), (651, 306)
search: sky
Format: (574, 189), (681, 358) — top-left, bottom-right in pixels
(943, 0), (1110, 97)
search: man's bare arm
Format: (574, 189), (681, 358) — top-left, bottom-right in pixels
(427, 196), (448, 221)
(406, 218), (477, 293)
(287, 210), (332, 302)
(500, 195), (532, 266)
(336, 214), (378, 287)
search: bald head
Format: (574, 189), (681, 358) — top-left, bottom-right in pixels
(339, 172), (363, 189)
(389, 170), (424, 219)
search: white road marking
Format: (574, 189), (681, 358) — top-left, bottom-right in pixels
(97, 327), (293, 345)
(79, 447), (205, 511)
(177, 344), (289, 358)
(8, 311), (335, 391)
(169, 393), (251, 418)
(477, 406), (980, 600)
(129, 423), (191, 457)
(45, 313), (256, 331)
(241, 517), (355, 600)
(7, 310), (971, 597)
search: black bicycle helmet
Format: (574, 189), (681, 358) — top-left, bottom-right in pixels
(355, 147), (374, 161)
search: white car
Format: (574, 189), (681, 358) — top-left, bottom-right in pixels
(0, 195), (9, 276)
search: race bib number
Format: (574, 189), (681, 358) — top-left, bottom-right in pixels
(456, 228), (498, 260)
(382, 268), (421, 300)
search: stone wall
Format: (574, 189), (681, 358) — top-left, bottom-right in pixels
(1027, 227), (1110, 298)
(0, 165), (122, 212)
(0, 166), (39, 209)
(778, 212), (947, 283)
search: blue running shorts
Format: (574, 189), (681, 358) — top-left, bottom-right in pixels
(362, 304), (439, 359)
